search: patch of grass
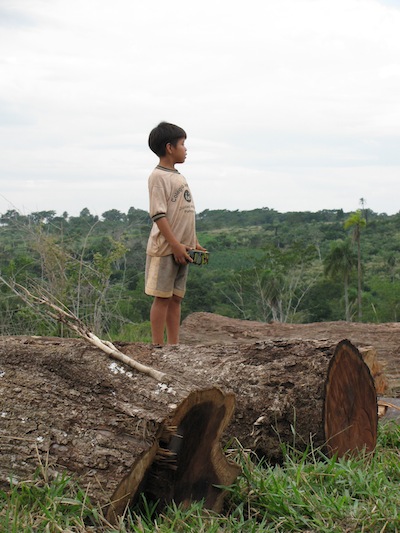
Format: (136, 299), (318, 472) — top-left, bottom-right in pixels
(111, 321), (152, 343)
(223, 424), (400, 532)
(0, 472), (101, 532)
(1, 424), (399, 532)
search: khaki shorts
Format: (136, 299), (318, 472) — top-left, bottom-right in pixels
(145, 254), (188, 298)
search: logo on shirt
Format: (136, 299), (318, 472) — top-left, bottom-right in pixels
(171, 185), (192, 203)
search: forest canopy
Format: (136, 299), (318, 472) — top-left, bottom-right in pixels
(0, 205), (399, 341)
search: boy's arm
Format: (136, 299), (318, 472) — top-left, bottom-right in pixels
(155, 217), (192, 264)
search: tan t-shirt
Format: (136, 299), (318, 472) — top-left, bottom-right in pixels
(146, 165), (196, 256)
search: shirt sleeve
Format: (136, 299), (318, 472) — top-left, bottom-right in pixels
(149, 176), (169, 221)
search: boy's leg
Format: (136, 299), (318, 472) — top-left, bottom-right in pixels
(150, 294), (182, 345)
(166, 294), (182, 344)
(145, 254), (188, 344)
(150, 296), (171, 344)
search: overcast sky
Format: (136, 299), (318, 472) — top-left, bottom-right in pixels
(1, 0), (400, 218)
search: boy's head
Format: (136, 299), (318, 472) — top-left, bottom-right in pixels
(148, 122), (187, 157)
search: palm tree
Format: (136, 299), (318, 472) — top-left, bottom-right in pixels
(324, 239), (357, 321)
(344, 210), (366, 320)
(359, 197), (367, 221)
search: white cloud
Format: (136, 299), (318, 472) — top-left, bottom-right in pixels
(1, 0), (400, 217)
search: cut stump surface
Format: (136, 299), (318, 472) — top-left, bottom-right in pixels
(324, 340), (378, 457)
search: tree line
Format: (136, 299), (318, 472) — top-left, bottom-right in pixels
(0, 205), (399, 341)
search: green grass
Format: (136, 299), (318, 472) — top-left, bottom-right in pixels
(0, 472), (99, 532)
(1, 423), (399, 532)
(110, 321), (152, 343)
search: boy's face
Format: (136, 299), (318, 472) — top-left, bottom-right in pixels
(168, 137), (187, 164)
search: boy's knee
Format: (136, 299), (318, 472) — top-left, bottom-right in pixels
(152, 296), (170, 308)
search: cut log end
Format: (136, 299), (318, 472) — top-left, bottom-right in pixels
(324, 339), (378, 458)
(106, 388), (240, 525)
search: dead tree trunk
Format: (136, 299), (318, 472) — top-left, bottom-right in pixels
(0, 335), (377, 522)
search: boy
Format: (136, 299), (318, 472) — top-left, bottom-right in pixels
(145, 122), (206, 345)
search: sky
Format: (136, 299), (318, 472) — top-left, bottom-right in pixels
(1, 0), (400, 218)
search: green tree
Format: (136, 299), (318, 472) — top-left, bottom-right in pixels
(363, 276), (400, 322)
(102, 209), (126, 223)
(28, 211), (56, 224)
(77, 208), (99, 224)
(324, 239), (357, 321)
(0, 209), (22, 225)
(385, 252), (398, 283)
(344, 210), (366, 320)
(224, 242), (321, 323)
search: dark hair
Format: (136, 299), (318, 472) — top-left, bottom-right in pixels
(148, 122), (187, 157)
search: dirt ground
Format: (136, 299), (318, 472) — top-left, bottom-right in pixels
(180, 312), (400, 397)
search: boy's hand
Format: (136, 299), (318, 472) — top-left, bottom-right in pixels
(172, 243), (192, 264)
(154, 218), (192, 264)
(195, 241), (207, 252)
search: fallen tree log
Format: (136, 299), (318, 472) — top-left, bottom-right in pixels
(180, 311), (394, 395)
(0, 335), (377, 522)
(0, 336), (239, 524)
(145, 338), (377, 461)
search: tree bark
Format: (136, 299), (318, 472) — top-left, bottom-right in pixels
(0, 335), (377, 522)
(0, 336), (239, 524)
(147, 338), (377, 462)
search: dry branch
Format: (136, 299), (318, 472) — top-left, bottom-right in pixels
(0, 277), (167, 382)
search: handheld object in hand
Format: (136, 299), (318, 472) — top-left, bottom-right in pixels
(188, 250), (209, 265)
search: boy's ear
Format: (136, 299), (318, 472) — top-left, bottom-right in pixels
(165, 142), (173, 154)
